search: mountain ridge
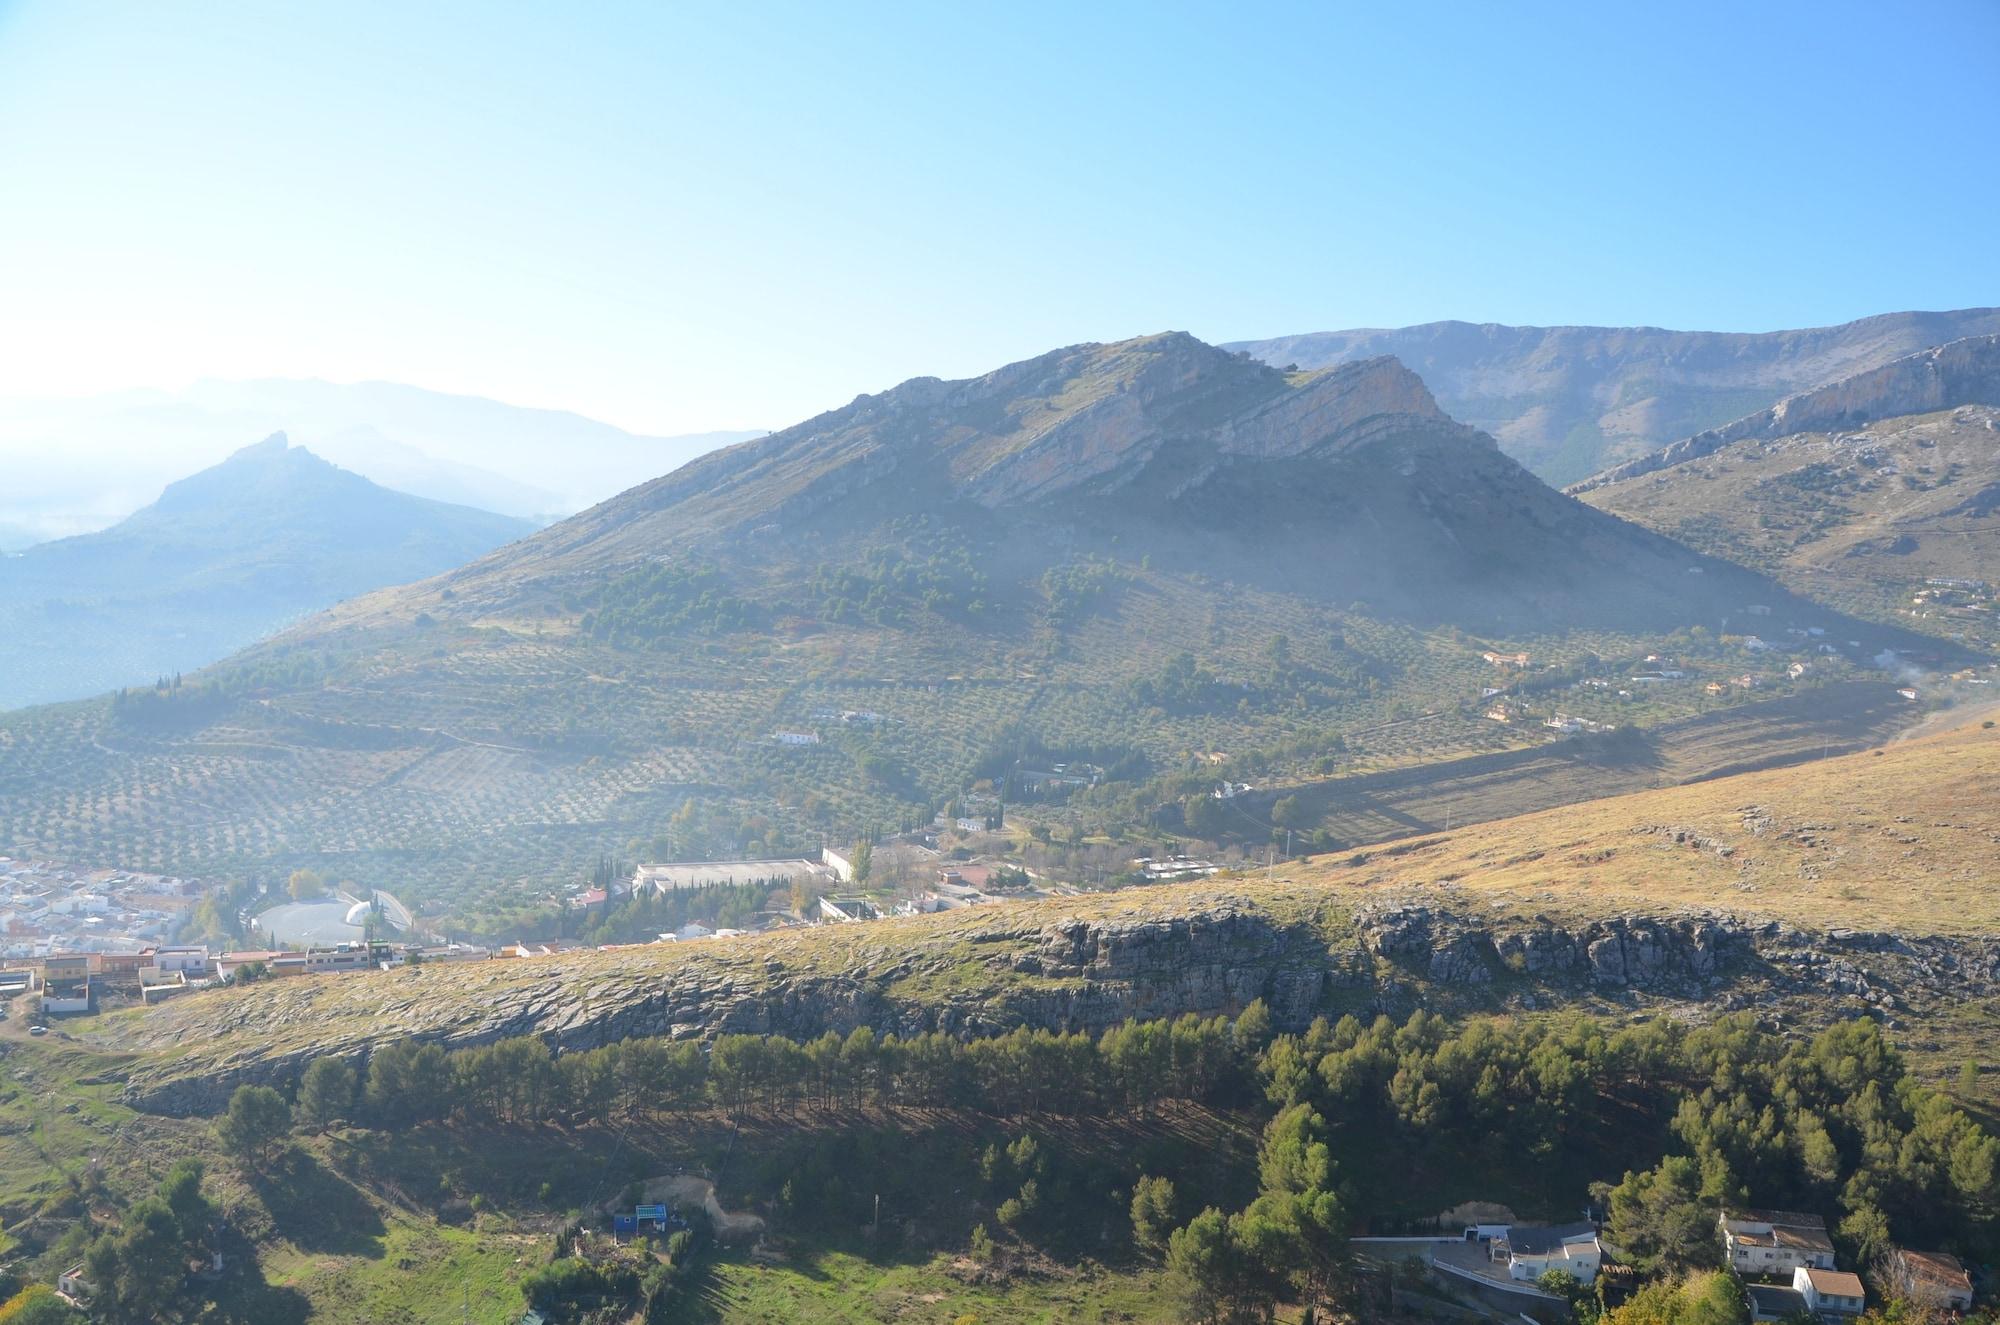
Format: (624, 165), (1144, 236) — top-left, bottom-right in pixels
(1569, 332), (2000, 493)
(340, 331), (1806, 638)
(0, 435), (535, 709)
(1227, 307), (2000, 483)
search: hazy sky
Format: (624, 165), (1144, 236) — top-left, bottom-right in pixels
(1, 0), (1996, 435)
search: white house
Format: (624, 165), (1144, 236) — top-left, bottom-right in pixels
(151, 944), (210, 975)
(1497, 1224), (1602, 1286)
(57, 1263), (91, 1302)
(1721, 1209), (1836, 1277)
(1794, 1266), (1865, 1320)
(822, 847), (856, 883)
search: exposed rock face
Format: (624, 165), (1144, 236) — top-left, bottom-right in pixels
(112, 898), (2000, 1117)
(1572, 334), (2000, 493)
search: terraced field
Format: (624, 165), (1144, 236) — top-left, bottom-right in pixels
(0, 553), (1858, 924)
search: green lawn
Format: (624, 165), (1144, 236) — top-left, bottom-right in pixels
(255, 1214), (535, 1325)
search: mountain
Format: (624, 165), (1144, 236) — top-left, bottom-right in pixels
(0, 377), (764, 540)
(0, 334), (1936, 920)
(392, 331), (1810, 629)
(1577, 336), (2000, 640)
(0, 435), (535, 710)
(1227, 308), (2000, 484)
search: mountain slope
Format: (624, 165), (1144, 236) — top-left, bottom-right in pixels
(372, 331), (1818, 631)
(1577, 337), (2000, 639)
(0, 435), (535, 709)
(1228, 308), (2000, 484)
(0, 335), (1935, 917)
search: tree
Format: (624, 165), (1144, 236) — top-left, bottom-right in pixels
(1183, 794), (1228, 840)
(849, 840), (872, 884)
(286, 868), (326, 902)
(0, 1287), (86, 1325)
(1131, 1175), (1179, 1254)
(157, 1158), (213, 1254)
(1271, 795), (1307, 833)
(216, 1084), (291, 1169)
(1232, 999), (1275, 1055)
(1607, 1157), (1714, 1272)
(1165, 1207), (1244, 1324)
(83, 1199), (184, 1323)
(296, 1058), (357, 1133)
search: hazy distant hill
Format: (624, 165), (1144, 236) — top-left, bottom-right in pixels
(0, 435), (534, 709)
(1579, 335), (2000, 638)
(1228, 308), (2000, 484)
(0, 335), (1931, 918)
(0, 377), (763, 541)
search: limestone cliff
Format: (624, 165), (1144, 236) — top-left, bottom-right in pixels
(105, 890), (2000, 1116)
(1571, 334), (2000, 494)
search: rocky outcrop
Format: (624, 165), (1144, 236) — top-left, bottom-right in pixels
(1571, 333), (2000, 493)
(110, 895), (2000, 1118)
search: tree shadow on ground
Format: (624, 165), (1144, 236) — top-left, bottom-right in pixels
(250, 1145), (386, 1257)
(190, 1224), (311, 1325)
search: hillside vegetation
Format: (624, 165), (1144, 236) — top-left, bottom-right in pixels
(85, 719), (2000, 1115)
(1583, 404), (2000, 641)
(0, 335), (1939, 926)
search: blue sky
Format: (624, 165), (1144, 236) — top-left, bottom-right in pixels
(0, 0), (1995, 434)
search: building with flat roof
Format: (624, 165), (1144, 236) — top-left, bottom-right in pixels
(1496, 1224), (1602, 1286)
(1721, 1209), (1837, 1277)
(632, 859), (831, 894)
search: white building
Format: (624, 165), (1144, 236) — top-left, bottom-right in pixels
(1793, 1266), (1865, 1320)
(1722, 1209), (1836, 1277)
(1497, 1224), (1602, 1286)
(151, 945), (211, 975)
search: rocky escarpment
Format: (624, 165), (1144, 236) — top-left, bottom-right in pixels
(1571, 333), (2000, 494)
(111, 897), (2000, 1116)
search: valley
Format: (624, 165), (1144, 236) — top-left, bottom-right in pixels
(0, 334), (1953, 935)
(0, 718), (1994, 1323)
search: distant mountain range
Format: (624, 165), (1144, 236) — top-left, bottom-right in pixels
(0, 377), (763, 542)
(0, 332), (1930, 916)
(0, 435), (535, 710)
(1228, 308), (2000, 484)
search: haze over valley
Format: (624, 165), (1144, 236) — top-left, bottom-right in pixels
(0, 5), (1995, 1324)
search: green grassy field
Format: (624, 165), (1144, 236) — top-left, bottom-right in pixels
(701, 1249), (1182, 1324)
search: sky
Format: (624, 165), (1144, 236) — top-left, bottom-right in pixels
(0, 0), (1996, 437)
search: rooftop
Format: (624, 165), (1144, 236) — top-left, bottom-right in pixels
(1505, 1222), (1598, 1257)
(1802, 1267), (1866, 1298)
(1896, 1250), (1972, 1291)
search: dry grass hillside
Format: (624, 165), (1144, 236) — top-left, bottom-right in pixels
(1582, 405), (2000, 639)
(1294, 715), (2000, 934)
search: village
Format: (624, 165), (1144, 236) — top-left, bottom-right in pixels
(1358, 1204), (1976, 1323)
